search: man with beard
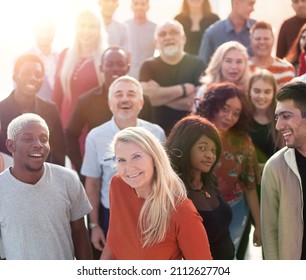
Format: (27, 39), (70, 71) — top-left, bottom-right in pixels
(139, 20), (205, 135)
(81, 75), (165, 255)
(261, 82), (306, 259)
(0, 54), (65, 166)
(0, 113), (92, 259)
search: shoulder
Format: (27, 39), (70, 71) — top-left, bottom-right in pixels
(87, 120), (112, 138)
(281, 16), (298, 26)
(137, 119), (166, 138)
(78, 86), (102, 102)
(203, 12), (220, 22)
(172, 198), (200, 221)
(174, 13), (187, 22)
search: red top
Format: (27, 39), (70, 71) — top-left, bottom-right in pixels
(52, 49), (100, 128)
(107, 175), (212, 260)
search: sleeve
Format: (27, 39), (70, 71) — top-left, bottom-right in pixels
(298, 51), (306, 76)
(121, 23), (131, 53)
(80, 131), (101, 178)
(52, 49), (67, 110)
(68, 172), (93, 221)
(261, 160), (279, 259)
(173, 199), (212, 260)
(48, 104), (66, 166)
(65, 98), (85, 173)
(139, 60), (153, 82)
(240, 135), (261, 190)
(198, 29), (214, 70)
(276, 24), (287, 59)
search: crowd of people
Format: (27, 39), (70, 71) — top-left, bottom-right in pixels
(1, 0), (306, 260)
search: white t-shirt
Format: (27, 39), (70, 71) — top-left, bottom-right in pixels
(0, 163), (92, 259)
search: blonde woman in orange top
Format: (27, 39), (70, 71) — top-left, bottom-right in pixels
(100, 127), (212, 260)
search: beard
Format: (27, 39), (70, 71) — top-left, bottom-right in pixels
(163, 45), (181, 57)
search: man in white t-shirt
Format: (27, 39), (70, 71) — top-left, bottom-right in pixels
(125, 0), (156, 79)
(98, 0), (130, 53)
(0, 113), (93, 259)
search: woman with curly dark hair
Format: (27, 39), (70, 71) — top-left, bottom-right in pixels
(196, 82), (261, 259)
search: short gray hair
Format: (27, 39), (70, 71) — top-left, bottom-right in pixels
(7, 113), (49, 140)
(108, 75), (143, 100)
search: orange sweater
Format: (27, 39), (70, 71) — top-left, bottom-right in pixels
(106, 175), (212, 260)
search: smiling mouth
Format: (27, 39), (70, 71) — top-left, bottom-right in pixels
(127, 172), (142, 178)
(29, 153), (44, 158)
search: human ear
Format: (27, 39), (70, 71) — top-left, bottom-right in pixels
(6, 139), (16, 154)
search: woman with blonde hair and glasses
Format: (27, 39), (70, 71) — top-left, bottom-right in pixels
(100, 127), (212, 260)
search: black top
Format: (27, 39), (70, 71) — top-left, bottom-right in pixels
(0, 92), (65, 166)
(139, 54), (205, 135)
(188, 190), (235, 260)
(175, 12), (219, 55)
(295, 149), (306, 260)
(248, 118), (276, 164)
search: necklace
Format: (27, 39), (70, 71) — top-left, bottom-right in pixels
(190, 184), (211, 198)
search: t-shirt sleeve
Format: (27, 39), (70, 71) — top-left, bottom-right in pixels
(69, 173), (92, 221)
(81, 130), (101, 178)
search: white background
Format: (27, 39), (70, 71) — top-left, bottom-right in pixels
(0, 0), (294, 100)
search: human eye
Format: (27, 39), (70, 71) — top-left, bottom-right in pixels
(116, 157), (126, 164)
(198, 145), (207, 152)
(253, 88), (261, 94)
(40, 135), (49, 143)
(233, 111), (241, 118)
(222, 106), (230, 113)
(132, 154), (142, 160)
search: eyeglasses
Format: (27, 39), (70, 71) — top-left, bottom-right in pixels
(157, 29), (180, 38)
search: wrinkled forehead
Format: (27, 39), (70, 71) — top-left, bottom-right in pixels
(157, 22), (182, 34)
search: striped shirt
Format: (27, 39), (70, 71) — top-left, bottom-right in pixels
(248, 57), (295, 89)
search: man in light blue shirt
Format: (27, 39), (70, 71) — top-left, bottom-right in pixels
(198, 0), (256, 69)
(81, 75), (166, 255)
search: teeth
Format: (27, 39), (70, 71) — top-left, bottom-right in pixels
(30, 154), (42, 157)
(127, 172), (141, 178)
(282, 131), (292, 137)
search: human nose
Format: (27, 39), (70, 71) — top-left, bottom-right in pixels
(33, 138), (44, 147)
(275, 117), (283, 131)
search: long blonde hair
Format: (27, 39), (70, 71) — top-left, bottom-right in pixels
(202, 41), (250, 93)
(111, 127), (187, 248)
(60, 10), (108, 101)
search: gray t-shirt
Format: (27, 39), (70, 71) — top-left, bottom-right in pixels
(0, 163), (92, 259)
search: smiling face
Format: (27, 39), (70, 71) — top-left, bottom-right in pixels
(250, 28), (274, 58)
(190, 135), (217, 176)
(155, 22), (185, 58)
(275, 99), (306, 153)
(213, 96), (242, 132)
(115, 140), (154, 198)
(14, 61), (44, 98)
(108, 80), (144, 124)
(7, 121), (50, 178)
(250, 78), (274, 112)
(221, 49), (246, 84)
(101, 49), (130, 87)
